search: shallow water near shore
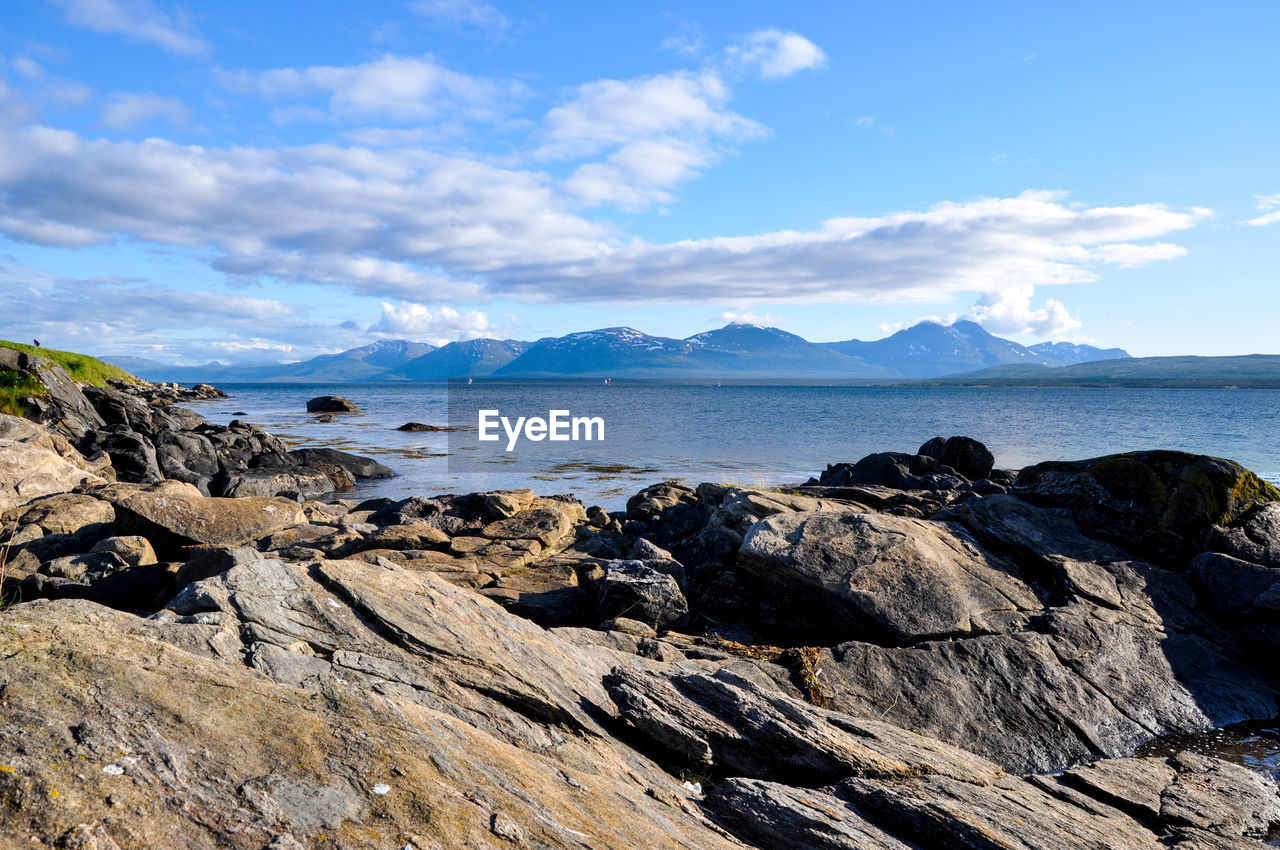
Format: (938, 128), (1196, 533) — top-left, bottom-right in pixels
(185, 382), (1280, 511)
(1135, 720), (1280, 780)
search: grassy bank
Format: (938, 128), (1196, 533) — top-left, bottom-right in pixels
(1, 340), (137, 415)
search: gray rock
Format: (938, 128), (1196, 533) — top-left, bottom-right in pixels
(287, 447), (393, 480)
(706, 778), (916, 850)
(90, 535), (157, 568)
(1208, 502), (1280, 568)
(738, 509), (1042, 644)
(597, 560), (689, 630)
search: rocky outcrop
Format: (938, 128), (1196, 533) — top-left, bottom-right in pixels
(1015, 451), (1280, 562)
(3, 417), (1280, 849)
(0, 347), (105, 438)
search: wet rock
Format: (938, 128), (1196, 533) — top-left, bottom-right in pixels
(596, 560), (689, 630)
(305, 395), (359, 413)
(1015, 451), (1280, 562)
(738, 509), (1042, 644)
(815, 452), (965, 492)
(79, 427), (162, 484)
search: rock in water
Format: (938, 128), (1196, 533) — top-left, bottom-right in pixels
(287, 447), (393, 479)
(1015, 450), (1280, 562)
(305, 396), (359, 413)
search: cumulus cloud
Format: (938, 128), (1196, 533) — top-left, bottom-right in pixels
(367, 300), (494, 344)
(965, 285), (1082, 337)
(100, 92), (189, 129)
(1245, 193), (1280, 227)
(725, 30), (826, 79)
(219, 54), (523, 124)
(47, 0), (209, 56)
(410, 0), (511, 35)
(539, 70), (764, 206)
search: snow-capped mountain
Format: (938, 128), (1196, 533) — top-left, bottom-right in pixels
(103, 322), (1130, 382)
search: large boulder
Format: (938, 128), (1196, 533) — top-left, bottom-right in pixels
(287, 448), (392, 480)
(738, 509), (1042, 644)
(305, 395), (359, 413)
(1014, 451), (1280, 562)
(79, 426), (162, 484)
(109, 480), (306, 557)
(918, 435), (996, 481)
(0, 438), (105, 513)
(211, 465), (349, 500)
(596, 560), (689, 630)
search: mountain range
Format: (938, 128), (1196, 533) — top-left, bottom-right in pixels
(101, 320), (1130, 383)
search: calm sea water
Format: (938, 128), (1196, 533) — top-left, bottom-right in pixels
(184, 382), (1280, 510)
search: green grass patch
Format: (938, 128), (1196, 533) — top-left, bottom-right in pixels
(1, 340), (137, 389)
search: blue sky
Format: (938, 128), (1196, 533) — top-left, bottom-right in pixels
(0, 0), (1276, 363)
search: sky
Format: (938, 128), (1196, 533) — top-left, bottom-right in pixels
(0, 0), (1277, 364)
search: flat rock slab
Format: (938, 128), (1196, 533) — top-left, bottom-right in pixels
(112, 480), (305, 556)
(480, 507), (573, 547)
(739, 509), (1042, 643)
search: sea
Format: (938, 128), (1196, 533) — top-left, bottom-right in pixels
(185, 382), (1280, 511)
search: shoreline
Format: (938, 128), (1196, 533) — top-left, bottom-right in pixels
(2, 359), (1280, 847)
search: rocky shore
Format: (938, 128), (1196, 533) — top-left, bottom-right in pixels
(1, 354), (1279, 848)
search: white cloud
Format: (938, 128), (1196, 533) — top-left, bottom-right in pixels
(716, 311), (784, 326)
(540, 70), (759, 158)
(47, 0), (209, 56)
(539, 70), (763, 207)
(101, 92), (189, 129)
(0, 125), (1207, 317)
(1245, 193), (1280, 227)
(965, 285), (1082, 337)
(410, 0), (511, 35)
(220, 54), (521, 124)
(725, 30), (826, 79)
(1088, 241), (1187, 267)
(368, 300), (493, 345)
